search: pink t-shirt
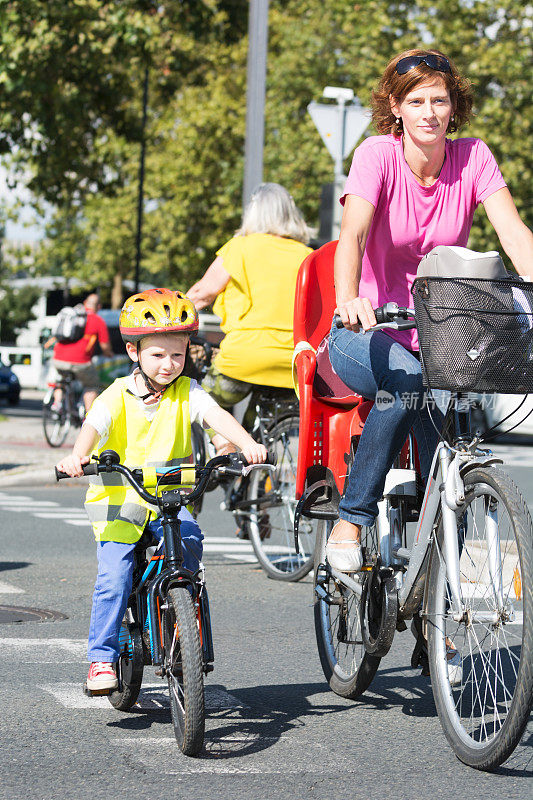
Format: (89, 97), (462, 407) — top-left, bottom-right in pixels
(341, 135), (507, 349)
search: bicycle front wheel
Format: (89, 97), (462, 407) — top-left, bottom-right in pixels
(42, 399), (70, 447)
(247, 415), (315, 581)
(163, 587), (205, 756)
(427, 466), (533, 770)
(314, 520), (381, 698)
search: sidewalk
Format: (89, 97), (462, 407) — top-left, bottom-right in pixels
(0, 390), (77, 487)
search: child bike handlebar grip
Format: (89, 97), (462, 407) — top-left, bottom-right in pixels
(55, 462), (99, 481)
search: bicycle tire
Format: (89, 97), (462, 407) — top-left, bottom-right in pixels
(163, 586), (205, 756)
(108, 620), (144, 711)
(42, 399), (71, 447)
(247, 415), (315, 581)
(314, 520), (380, 698)
(427, 466), (533, 770)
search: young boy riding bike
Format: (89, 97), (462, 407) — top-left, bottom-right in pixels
(56, 288), (267, 694)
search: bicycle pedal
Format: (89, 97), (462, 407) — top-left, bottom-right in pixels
(154, 667), (165, 677)
(83, 682), (111, 697)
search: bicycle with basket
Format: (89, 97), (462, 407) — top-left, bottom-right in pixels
(56, 448), (275, 756)
(293, 242), (533, 771)
(187, 334), (318, 582)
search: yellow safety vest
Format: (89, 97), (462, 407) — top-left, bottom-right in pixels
(84, 376), (193, 543)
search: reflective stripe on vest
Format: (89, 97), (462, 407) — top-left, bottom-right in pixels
(84, 376), (193, 543)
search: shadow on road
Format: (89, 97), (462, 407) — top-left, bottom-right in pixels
(0, 560), (32, 573)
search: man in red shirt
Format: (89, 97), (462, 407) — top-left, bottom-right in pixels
(52, 293), (113, 411)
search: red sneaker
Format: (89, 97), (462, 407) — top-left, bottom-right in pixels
(87, 661), (118, 693)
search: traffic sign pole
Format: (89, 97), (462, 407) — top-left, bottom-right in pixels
(308, 91), (370, 239)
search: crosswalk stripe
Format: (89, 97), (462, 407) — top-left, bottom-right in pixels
(203, 543), (254, 552)
(0, 499), (58, 507)
(0, 638), (87, 661)
(0, 491), (263, 561)
(40, 683), (247, 712)
(0, 580), (24, 594)
(34, 512), (88, 519)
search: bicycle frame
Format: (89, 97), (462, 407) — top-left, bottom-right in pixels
(128, 516), (214, 670)
(328, 433), (506, 627)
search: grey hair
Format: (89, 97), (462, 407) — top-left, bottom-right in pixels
(236, 183), (314, 244)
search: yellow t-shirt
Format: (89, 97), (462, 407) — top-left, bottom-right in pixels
(213, 233), (312, 387)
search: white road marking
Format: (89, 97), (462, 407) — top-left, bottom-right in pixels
(0, 638), (87, 662)
(34, 512), (88, 519)
(0, 580), (24, 594)
(0, 499), (59, 507)
(0, 490), (264, 560)
(225, 554), (258, 563)
(203, 543), (254, 553)
(41, 683), (247, 712)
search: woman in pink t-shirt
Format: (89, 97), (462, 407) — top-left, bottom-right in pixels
(326, 49), (533, 577)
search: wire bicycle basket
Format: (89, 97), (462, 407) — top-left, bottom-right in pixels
(412, 276), (533, 393)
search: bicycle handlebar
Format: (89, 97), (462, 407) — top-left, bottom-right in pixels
(55, 449), (276, 508)
(334, 303), (415, 331)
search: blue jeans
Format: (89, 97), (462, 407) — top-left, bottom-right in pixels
(329, 321), (442, 527)
(87, 508), (203, 662)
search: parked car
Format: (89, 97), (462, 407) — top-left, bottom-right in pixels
(0, 357), (21, 405)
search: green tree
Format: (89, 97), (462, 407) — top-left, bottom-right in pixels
(0, 284), (39, 343)
(13, 0), (533, 294)
(0, 0), (248, 204)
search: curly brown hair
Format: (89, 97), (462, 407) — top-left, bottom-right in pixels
(371, 49), (473, 137)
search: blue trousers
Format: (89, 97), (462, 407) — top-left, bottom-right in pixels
(329, 322), (442, 527)
(87, 509), (203, 662)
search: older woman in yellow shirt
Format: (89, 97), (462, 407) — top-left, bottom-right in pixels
(187, 183), (313, 410)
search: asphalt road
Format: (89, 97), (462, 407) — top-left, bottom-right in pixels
(0, 396), (532, 798)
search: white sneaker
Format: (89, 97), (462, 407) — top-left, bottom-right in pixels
(325, 540), (363, 573)
(447, 646), (463, 686)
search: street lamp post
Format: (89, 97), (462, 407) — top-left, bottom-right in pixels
(134, 66), (149, 295)
(243, 0), (269, 206)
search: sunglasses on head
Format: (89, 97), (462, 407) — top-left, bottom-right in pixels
(395, 54), (451, 75)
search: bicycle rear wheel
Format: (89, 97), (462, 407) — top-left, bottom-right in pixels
(247, 415), (315, 581)
(314, 520), (380, 698)
(163, 586), (205, 756)
(108, 619), (144, 711)
(427, 466), (533, 770)
(42, 398), (70, 447)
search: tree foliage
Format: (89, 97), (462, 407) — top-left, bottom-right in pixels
(0, 283), (39, 342)
(1, 0), (531, 298)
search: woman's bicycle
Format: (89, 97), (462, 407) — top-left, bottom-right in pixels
(43, 371), (85, 447)
(188, 334), (317, 582)
(56, 448), (274, 756)
(300, 295), (533, 772)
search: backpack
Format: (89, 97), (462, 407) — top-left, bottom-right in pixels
(53, 304), (87, 344)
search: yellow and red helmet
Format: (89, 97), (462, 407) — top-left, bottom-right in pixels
(119, 288), (199, 344)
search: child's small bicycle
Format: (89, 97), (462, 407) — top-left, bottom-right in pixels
(56, 449), (274, 756)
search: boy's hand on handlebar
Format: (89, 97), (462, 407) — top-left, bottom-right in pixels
(55, 453), (91, 478)
(335, 297), (376, 332)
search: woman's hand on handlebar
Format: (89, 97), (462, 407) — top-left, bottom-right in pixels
(239, 437), (268, 465)
(335, 297), (377, 332)
(55, 453), (91, 478)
